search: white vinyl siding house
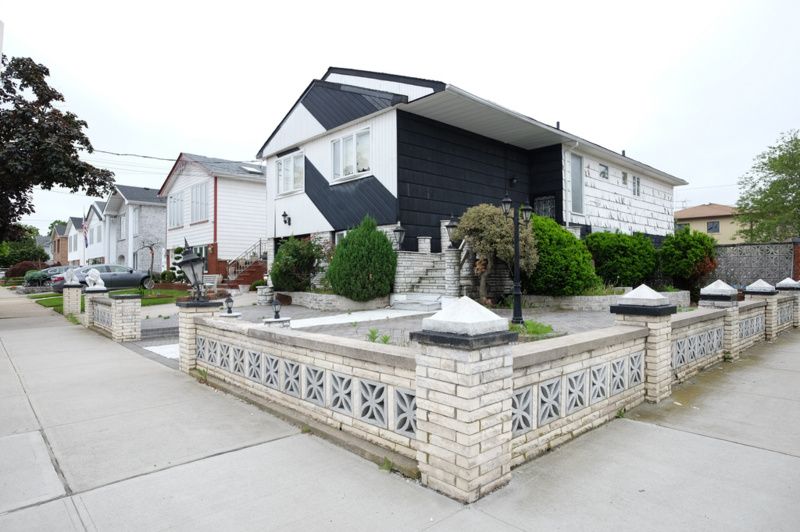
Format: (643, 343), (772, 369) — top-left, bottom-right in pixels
(84, 202), (106, 264)
(66, 218), (83, 266)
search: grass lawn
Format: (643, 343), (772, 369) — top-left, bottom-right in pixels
(33, 288), (189, 314)
(510, 320), (554, 336)
(28, 293), (59, 299)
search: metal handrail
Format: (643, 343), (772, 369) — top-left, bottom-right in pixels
(226, 239), (266, 281)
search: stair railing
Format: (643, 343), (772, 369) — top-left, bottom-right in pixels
(226, 239), (267, 281)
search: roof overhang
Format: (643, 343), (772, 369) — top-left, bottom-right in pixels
(400, 86), (688, 187)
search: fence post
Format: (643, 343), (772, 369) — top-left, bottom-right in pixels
(698, 280), (740, 360)
(776, 277), (800, 328)
(744, 279), (778, 341)
(62, 284), (82, 318)
(177, 301), (220, 373)
(410, 296), (516, 503)
(109, 294), (142, 342)
(444, 247), (461, 297)
(83, 287), (108, 328)
(610, 285), (676, 403)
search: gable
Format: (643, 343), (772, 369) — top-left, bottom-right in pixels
(323, 67), (445, 102)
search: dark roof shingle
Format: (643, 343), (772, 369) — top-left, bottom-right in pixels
(182, 154), (263, 179)
(116, 185), (166, 204)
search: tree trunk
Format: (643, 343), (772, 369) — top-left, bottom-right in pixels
(478, 254), (494, 302)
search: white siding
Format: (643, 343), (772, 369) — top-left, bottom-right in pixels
(84, 210), (105, 263)
(66, 224), (83, 265)
(217, 177), (268, 259)
(265, 110), (397, 240)
(324, 73), (435, 102)
(261, 104), (325, 158)
(164, 163), (215, 250)
(564, 147), (675, 236)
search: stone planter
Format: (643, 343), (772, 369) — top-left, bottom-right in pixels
(521, 290), (690, 311)
(278, 291), (389, 312)
(256, 285), (274, 306)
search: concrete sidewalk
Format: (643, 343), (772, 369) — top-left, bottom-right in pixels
(1, 287), (799, 530)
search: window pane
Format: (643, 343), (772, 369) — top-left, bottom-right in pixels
(570, 154), (583, 214)
(332, 140), (341, 179)
(276, 160), (283, 193)
(293, 155), (304, 190)
(356, 131), (370, 173)
(343, 136), (354, 176)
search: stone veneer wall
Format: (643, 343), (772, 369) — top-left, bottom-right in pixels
(737, 300), (767, 352)
(279, 291), (389, 312)
(509, 326), (648, 467)
(394, 251), (442, 293)
(193, 318), (418, 460)
(522, 290), (690, 312)
(670, 309), (726, 383)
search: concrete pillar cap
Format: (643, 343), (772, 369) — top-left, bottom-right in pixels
(615, 284), (668, 307)
(776, 277), (800, 289)
(700, 279), (738, 296)
(422, 296), (507, 336)
(745, 279), (776, 292)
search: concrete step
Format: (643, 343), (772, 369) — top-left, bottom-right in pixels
(392, 300), (441, 311)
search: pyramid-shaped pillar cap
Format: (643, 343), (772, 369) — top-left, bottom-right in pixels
(421, 296), (508, 336)
(700, 279), (738, 296)
(776, 277), (800, 289)
(616, 284), (669, 307)
(745, 279), (777, 293)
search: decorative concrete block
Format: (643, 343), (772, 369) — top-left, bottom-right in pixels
(615, 284), (669, 307)
(421, 296), (507, 336)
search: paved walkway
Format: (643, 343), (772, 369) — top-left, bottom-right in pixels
(1, 287), (799, 530)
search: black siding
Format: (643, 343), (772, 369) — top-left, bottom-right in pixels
(305, 159), (397, 230)
(397, 111), (564, 252)
(302, 81), (406, 131)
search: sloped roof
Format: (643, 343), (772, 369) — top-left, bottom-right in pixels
(94, 201), (107, 212)
(115, 184), (166, 205)
(35, 235), (50, 247)
(52, 223), (67, 237)
(675, 203), (737, 220)
(182, 153), (262, 178)
(69, 217), (84, 231)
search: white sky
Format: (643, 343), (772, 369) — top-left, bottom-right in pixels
(3, 0), (799, 235)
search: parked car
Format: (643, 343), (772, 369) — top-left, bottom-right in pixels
(52, 265), (152, 293)
(39, 266), (71, 282)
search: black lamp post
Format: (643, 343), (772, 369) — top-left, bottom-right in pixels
(272, 298), (282, 320)
(393, 221), (406, 249)
(501, 194), (533, 325)
(176, 239), (207, 302)
(445, 215), (462, 249)
(224, 294), (234, 314)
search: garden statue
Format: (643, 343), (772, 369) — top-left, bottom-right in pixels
(63, 268), (79, 285)
(85, 268), (106, 290)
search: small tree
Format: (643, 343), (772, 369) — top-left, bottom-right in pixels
(525, 216), (600, 296)
(585, 232), (656, 287)
(327, 216), (397, 301)
(659, 227), (717, 299)
(451, 204), (537, 302)
(270, 237), (323, 292)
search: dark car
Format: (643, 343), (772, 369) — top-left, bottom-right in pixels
(40, 266), (71, 280)
(52, 265), (152, 293)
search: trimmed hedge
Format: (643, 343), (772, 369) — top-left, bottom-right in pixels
(327, 216), (396, 301)
(585, 231), (656, 287)
(270, 237), (322, 292)
(524, 216), (600, 296)
(659, 227), (717, 300)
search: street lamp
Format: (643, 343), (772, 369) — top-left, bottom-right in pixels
(445, 215), (462, 249)
(393, 221), (406, 249)
(176, 239), (206, 302)
(272, 298), (282, 320)
(501, 195), (533, 325)
(224, 294), (234, 314)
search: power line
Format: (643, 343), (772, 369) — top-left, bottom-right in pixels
(90, 148), (262, 166)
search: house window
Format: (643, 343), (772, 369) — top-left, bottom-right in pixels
(277, 152), (304, 194)
(570, 153), (584, 214)
(599, 164), (609, 179)
(707, 220), (720, 233)
(331, 129), (370, 180)
(622, 171), (628, 185)
(632, 176), (641, 197)
(191, 182), (209, 223)
(119, 214), (127, 240)
(334, 230), (348, 245)
(168, 192), (184, 228)
(675, 223), (689, 232)
(132, 208), (140, 235)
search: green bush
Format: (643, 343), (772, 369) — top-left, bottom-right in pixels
(0, 240), (48, 268)
(250, 279), (266, 291)
(327, 216), (397, 301)
(524, 216), (600, 296)
(270, 237), (322, 292)
(24, 269), (49, 286)
(160, 270), (176, 283)
(659, 228), (717, 299)
(584, 232), (656, 287)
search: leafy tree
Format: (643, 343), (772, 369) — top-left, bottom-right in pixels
(525, 216), (600, 296)
(658, 227), (716, 300)
(451, 204), (537, 302)
(0, 55), (114, 241)
(736, 130), (800, 242)
(270, 237), (323, 292)
(327, 216), (397, 301)
(48, 219), (67, 234)
(585, 231), (656, 287)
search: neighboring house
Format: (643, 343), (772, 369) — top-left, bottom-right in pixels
(84, 201), (106, 264)
(674, 203), (741, 244)
(65, 216), (84, 266)
(102, 185), (167, 272)
(158, 153), (266, 280)
(256, 67), (688, 257)
(49, 223), (68, 265)
(35, 235), (53, 263)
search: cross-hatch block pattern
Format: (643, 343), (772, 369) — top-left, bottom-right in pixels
(672, 327), (723, 369)
(778, 302), (793, 326)
(195, 335), (415, 439)
(739, 315), (765, 339)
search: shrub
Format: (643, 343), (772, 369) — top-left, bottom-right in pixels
(524, 216), (600, 296)
(659, 228), (716, 300)
(0, 240), (48, 268)
(250, 279), (266, 291)
(7, 260), (46, 278)
(270, 237), (323, 292)
(327, 216), (396, 301)
(24, 269), (49, 286)
(584, 232), (656, 287)
(160, 270), (176, 283)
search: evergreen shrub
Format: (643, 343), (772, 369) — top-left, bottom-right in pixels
(327, 216), (396, 301)
(584, 231), (656, 287)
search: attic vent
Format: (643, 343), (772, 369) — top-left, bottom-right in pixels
(241, 165), (262, 174)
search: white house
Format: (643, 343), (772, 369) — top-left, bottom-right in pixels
(65, 216), (84, 266)
(255, 67), (688, 257)
(84, 201), (106, 265)
(158, 153), (266, 280)
(102, 185), (167, 272)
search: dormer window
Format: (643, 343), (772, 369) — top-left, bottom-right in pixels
(332, 129), (370, 180)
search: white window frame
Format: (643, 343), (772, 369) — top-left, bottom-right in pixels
(632, 176), (641, 197)
(276, 152), (305, 195)
(168, 192), (184, 228)
(190, 182), (210, 223)
(331, 128), (371, 182)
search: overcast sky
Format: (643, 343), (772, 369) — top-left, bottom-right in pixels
(3, 0), (799, 235)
